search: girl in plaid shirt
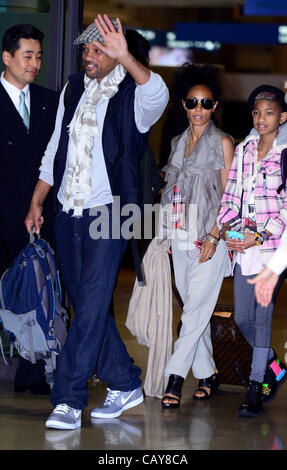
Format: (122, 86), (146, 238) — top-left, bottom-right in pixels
(218, 85), (287, 417)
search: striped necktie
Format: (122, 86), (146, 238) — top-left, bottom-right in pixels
(18, 90), (30, 130)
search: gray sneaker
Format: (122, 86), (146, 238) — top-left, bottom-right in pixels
(45, 404), (82, 430)
(91, 387), (144, 419)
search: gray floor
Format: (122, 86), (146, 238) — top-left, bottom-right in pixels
(1, 269), (287, 451)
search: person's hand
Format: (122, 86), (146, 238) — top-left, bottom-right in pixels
(248, 267), (279, 307)
(225, 231), (257, 253)
(93, 14), (127, 60)
(220, 225), (231, 240)
(25, 202), (43, 235)
(198, 239), (216, 263)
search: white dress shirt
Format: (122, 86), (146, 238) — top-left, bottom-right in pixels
(39, 70), (169, 209)
(0, 71), (30, 113)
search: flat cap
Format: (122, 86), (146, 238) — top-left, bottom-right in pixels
(74, 19), (119, 45)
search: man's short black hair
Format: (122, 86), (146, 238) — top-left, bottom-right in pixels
(2, 24), (44, 55)
(125, 29), (151, 67)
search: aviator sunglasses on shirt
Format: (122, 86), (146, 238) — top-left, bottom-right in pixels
(184, 98), (215, 110)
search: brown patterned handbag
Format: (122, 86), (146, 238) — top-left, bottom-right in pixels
(211, 305), (252, 387)
(174, 272), (252, 387)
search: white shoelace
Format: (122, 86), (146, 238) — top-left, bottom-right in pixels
(104, 389), (121, 406)
(54, 404), (71, 415)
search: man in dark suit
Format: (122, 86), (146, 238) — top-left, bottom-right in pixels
(0, 24), (59, 393)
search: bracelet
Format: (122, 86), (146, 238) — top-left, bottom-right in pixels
(254, 232), (259, 246)
(254, 232), (264, 246)
(207, 234), (219, 245)
(208, 233), (219, 241)
(261, 230), (269, 241)
(219, 225), (230, 239)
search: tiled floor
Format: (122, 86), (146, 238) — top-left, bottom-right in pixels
(1, 269), (287, 451)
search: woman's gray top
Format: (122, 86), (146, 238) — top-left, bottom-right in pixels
(160, 120), (232, 241)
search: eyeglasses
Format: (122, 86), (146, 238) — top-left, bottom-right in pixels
(184, 98), (215, 110)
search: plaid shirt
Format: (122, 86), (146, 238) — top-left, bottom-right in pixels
(218, 135), (287, 266)
(172, 186), (185, 229)
(172, 186), (206, 256)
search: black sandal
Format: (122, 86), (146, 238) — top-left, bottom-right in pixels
(193, 372), (219, 401)
(161, 374), (184, 409)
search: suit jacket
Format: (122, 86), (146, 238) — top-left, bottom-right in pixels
(0, 82), (59, 273)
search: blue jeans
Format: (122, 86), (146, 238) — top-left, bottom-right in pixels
(51, 204), (142, 410)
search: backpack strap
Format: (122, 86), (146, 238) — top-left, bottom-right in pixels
(29, 233), (61, 308)
(0, 274), (6, 309)
(27, 241), (56, 325)
(236, 138), (254, 189)
(277, 148), (287, 194)
(0, 330), (8, 365)
(44, 357), (55, 388)
(29, 230), (40, 244)
(40, 240), (63, 305)
(19, 319), (36, 364)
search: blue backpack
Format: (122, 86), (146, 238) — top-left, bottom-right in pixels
(0, 235), (68, 388)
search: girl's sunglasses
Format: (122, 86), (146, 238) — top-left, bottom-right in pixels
(184, 98), (215, 110)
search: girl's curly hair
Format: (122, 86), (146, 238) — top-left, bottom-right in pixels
(171, 62), (223, 106)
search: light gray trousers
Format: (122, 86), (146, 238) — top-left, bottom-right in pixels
(164, 230), (229, 380)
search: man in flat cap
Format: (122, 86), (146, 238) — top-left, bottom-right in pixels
(25, 14), (169, 430)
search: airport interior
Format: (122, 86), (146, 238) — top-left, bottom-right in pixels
(1, 0), (287, 455)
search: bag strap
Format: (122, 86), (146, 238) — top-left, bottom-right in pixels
(35, 241), (56, 322)
(0, 330), (8, 365)
(29, 230), (40, 244)
(277, 147), (287, 194)
(40, 239), (63, 305)
(26, 241), (56, 324)
(19, 319), (36, 364)
(131, 238), (145, 286)
(0, 273), (7, 309)
(44, 356), (55, 388)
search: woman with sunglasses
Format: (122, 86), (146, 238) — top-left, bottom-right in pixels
(160, 63), (234, 408)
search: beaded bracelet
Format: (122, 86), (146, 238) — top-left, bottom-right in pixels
(261, 230), (269, 241)
(254, 232), (264, 246)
